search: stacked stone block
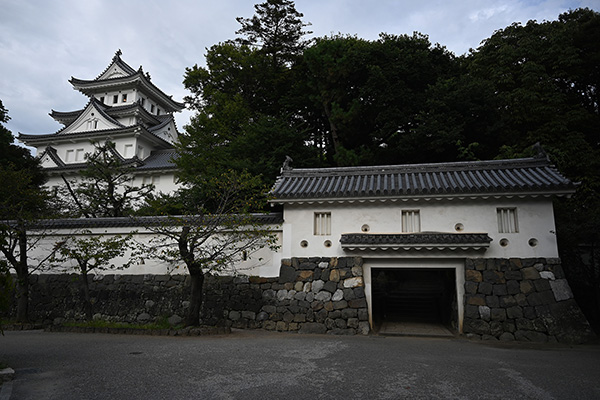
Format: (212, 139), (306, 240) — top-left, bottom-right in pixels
(463, 258), (595, 343)
(257, 257), (370, 335)
(24, 274), (189, 325)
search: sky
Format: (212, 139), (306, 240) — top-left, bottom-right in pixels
(1, 0), (598, 153)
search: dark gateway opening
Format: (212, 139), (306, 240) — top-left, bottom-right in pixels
(372, 268), (457, 330)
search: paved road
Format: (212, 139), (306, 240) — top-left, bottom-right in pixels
(1, 329), (599, 399)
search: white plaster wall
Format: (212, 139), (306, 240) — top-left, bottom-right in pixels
(25, 225), (282, 277)
(151, 120), (178, 144)
(281, 198), (559, 259)
(94, 89), (134, 108)
(46, 170), (179, 197)
(54, 141), (97, 164)
(131, 172), (180, 195)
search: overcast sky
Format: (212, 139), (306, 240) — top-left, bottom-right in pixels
(1, 0), (597, 150)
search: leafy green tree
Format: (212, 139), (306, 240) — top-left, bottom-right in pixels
(139, 170), (279, 326)
(410, 70), (505, 162)
(298, 33), (457, 165)
(0, 260), (12, 332)
(180, 0), (317, 186)
(235, 0), (312, 66)
(0, 166), (51, 322)
(50, 232), (136, 320)
(0, 101), (45, 185)
(0, 101), (50, 322)
(62, 142), (154, 217)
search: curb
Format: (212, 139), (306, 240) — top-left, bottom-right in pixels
(45, 325), (231, 336)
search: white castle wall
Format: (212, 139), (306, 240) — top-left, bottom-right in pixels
(281, 197), (559, 259)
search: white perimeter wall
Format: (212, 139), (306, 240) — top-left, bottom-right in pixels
(26, 225), (283, 277)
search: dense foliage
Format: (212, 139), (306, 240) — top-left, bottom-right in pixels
(0, 100), (49, 322)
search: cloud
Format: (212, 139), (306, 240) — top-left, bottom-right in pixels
(1, 0), (597, 144)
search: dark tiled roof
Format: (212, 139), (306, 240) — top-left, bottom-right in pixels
(69, 51), (184, 112)
(137, 149), (178, 171)
(23, 213), (284, 229)
(38, 149), (175, 173)
(19, 124), (172, 149)
(49, 109), (82, 125)
(340, 232), (492, 251)
(272, 156), (577, 202)
(70, 73), (184, 112)
(39, 146), (65, 167)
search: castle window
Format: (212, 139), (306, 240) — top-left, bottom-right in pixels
(122, 94), (127, 103)
(75, 148), (85, 162)
(157, 108), (161, 116)
(497, 208), (518, 233)
(124, 144), (134, 158)
(113, 95), (118, 104)
(141, 98), (145, 107)
(99, 96), (104, 104)
(314, 212), (331, 236)
(142, 175), (160, 186)
(150, 104), (155, 113)
(65, 149), (74, 162)
(402, 210), (421, 233)
(87, 119), (98, 130)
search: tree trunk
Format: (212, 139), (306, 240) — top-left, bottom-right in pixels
(322, 99), (341, 157)
(185, 271), (205, 326)
(80, 268), (93, 321)
(15, 229), (29, 323)
(15, 276), (29, 323)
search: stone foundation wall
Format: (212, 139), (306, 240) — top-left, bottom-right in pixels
(261, 257), (370, 335)
(10, 257), (369, 335)
(23, 274), (190, 325)
(463, 258), (596, 343)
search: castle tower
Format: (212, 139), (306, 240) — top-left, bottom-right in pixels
(18, 50), (184, 194)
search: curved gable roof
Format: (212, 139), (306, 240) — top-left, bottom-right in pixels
(94, 49), (137, 80)
(69, 50), (184, 113)
(271, 155), (578, 203)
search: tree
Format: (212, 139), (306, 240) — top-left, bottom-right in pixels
(0, 100), (45, 185)
(235, 0), (312, 66)
(298, 33), (457, 165)
(0, 101), (50, 322)
(139, 170), (279, 326)
(180, 0), (318, 187)
(0, 166), (52, 322)
(50, 231), (136, 320)
(62, 141), (154, 218)
(0, 259), (12, 332)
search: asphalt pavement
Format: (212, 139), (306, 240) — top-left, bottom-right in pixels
(1, 329), (599, 399)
